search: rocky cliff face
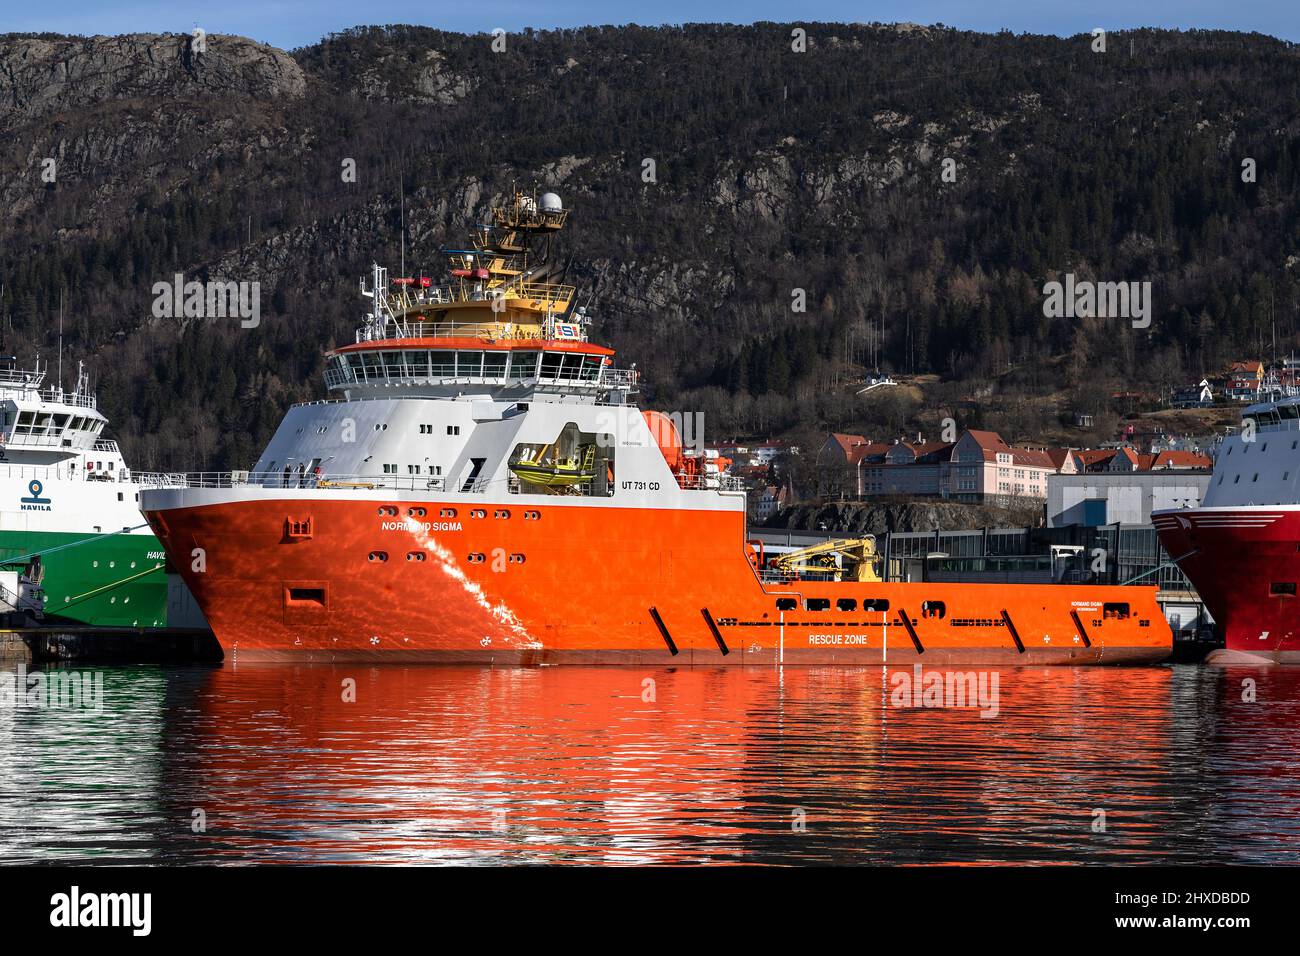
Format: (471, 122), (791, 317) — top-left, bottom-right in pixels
(0, 33), (306, 130)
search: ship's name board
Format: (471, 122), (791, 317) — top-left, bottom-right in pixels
(381, 520), (462, 532)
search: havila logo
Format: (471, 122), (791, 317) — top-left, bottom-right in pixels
(20, 478), (52, 511)
(889, 665), (1000, 718)
(1042, 273), (1152, 329)
(49, 886), (151, 937)
(0, 664), (104, 711)
(151, 273), (260, 328)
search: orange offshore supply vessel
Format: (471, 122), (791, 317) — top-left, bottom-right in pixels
(138, 189), (1172, 665)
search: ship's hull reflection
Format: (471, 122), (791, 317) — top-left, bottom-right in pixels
(4, 663), (1300, 864)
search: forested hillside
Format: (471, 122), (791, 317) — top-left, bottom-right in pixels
(1, 24), (1298, 469)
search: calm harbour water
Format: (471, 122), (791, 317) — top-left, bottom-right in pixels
(2, 662), (1299, 865)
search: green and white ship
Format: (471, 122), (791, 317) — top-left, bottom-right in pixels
(0, 357), (192, 627)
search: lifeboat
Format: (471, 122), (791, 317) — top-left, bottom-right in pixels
(508, 443), (597, 488)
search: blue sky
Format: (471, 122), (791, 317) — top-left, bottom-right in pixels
(4, 1), (1297, 49)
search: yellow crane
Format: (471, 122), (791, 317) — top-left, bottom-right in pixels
(769, 537), (883, 583)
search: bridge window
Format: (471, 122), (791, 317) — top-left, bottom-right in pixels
(431, 352), (455, 376)
(483, 352), (508, 379)
(508, 352), (539, 380)
(539, 352), (564, 381)
(456, 351), (483, 377)
(404, 350), (430, 377)
(560, 353), (585, 379)
(360, 351), (384, 381)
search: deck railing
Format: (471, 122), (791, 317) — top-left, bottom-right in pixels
(135, 468), (743, 494)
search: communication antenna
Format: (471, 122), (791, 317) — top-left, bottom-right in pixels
(400, 176), (406, 279)
(58, 288), (64, 390)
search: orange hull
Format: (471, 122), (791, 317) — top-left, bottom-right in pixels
(146, 497), (1172, 664)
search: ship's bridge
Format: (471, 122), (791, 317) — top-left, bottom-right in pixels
(0, 362), (109, 455)
(1242, 395), (1300, 430)
(324, 337), (636, 400)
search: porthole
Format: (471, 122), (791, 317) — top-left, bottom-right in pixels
(408, 507), (427, 517)
(407, 552), (427, 562)
(921, 600), (947, 619)
(377, 506), (398, 517)
(368, 551), (389, 562)
(494, 509), (511, 519)
(440, 508), (457, 518)
(470, 509), (486, 519)
(523, 510), (541, 520)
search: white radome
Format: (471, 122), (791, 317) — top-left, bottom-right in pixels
(540, 192), (563, 212)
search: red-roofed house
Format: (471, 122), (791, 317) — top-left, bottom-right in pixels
(818, 433), (892, 496)
(853, 429), (1068, 503)
(1151, 450), (1213, 470)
